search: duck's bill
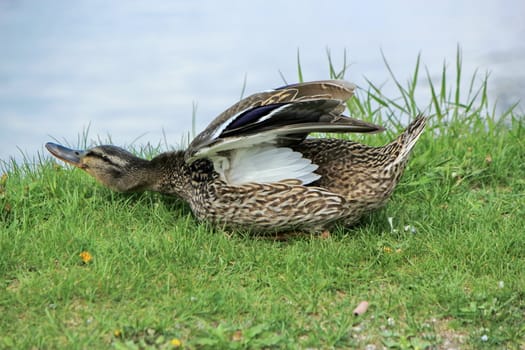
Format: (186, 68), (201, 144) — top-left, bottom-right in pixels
(45, 142), (85, 168)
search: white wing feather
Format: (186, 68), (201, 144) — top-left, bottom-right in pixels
(212, 145), (320, 186)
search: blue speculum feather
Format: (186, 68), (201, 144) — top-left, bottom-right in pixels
(225, 103), (286, 130)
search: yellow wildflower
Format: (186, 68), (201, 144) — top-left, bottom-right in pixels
(170, 338), (182, 347)
(79, 251), (93, 264)
(113, 329), (122, 337)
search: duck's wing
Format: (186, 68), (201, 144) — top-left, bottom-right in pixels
(186, 80), (384, 161)
(186, 80), (384, 185)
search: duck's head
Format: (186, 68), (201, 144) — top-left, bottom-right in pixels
(45, 142), (154, 192)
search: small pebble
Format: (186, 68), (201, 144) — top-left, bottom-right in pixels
(404, 225), (417, 234)
(352, 326), (362, 332)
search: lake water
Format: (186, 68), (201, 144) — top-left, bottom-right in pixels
(1, 0), (524, 163)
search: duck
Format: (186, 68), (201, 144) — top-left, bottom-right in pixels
(46, 80), (426, 233)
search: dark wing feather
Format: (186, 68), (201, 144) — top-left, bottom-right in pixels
(220, 99), (381, 138)
(225, 103), (287, 130)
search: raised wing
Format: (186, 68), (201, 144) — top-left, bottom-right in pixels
(186, 80), (383, 162)
(185, 80), (384, 186)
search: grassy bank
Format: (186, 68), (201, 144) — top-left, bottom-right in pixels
(1, 55), (524, 349)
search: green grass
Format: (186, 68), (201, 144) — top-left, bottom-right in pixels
(1, 52), (525, 349)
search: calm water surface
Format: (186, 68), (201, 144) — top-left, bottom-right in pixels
(1, 0), (524, 162)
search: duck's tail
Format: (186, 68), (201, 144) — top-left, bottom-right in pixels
(385, 115), (427, 171)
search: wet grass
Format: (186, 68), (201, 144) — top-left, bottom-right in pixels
(1, 52), (524, 349)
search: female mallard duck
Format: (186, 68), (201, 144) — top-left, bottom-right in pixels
(46, 80), (426, 233)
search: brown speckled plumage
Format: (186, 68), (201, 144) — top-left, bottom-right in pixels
(45, 80), (426, 233)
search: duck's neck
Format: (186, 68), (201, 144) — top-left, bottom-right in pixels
(141, 150), (190, 196)
(116, 150), (217, 202)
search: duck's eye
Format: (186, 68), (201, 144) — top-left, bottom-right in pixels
(87, 151), (109, 162)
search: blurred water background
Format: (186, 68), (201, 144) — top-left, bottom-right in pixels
(1, 0), (523, 162)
